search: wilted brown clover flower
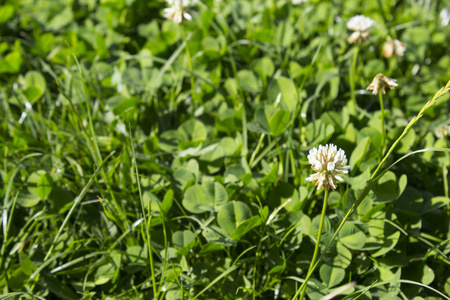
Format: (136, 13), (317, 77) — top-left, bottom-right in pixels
(382, 36), (406, 58)
(366, 73), (398, 95)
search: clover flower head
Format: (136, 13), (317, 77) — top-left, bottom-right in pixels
(435, 124), (450, 139)
(347, 15), (375, 44)
(366, 73), (398, 95)
(305, 144), (350, 190)
(292, 0), (307, 4)
(347, 15), (374, 31)
(164, 0), (198, 23)
(382, 36), (406, 58)
(440, 8), (450, 26)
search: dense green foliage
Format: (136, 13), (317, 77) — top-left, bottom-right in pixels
(1, 0), (450, 299)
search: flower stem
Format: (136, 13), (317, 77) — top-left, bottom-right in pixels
(348, 46), (359, 115)
(295, 189), (329, 300)
(182, 25), (197, 106)
(443, 165), (449, 198)
(444, 140), (449, 199)
(379, 92), (386, 155)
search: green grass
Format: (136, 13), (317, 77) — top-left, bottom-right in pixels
(1, 0), (450, 299)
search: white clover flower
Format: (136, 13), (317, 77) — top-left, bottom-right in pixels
(163, 0), (198, 24)
(366, 73), (398, 95)
(347, 15), (374, 32)
(305, 144), (350, 190)
(346, 15), (375, 44)
(167, 0), (198, 5)
(292, 0), (307, 4)
(435, 125), (450, 139)
(440, 8), (450, 26)
(382, 36), (406, 58)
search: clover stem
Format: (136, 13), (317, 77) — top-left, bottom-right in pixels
(296, 188), (329, 300)
(445, 139), (449, 200)
(443, 165), (449, 199)
(379, 91), (386, 155)
(348, 46), (359, 115)
(182, 25), (197, 107)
